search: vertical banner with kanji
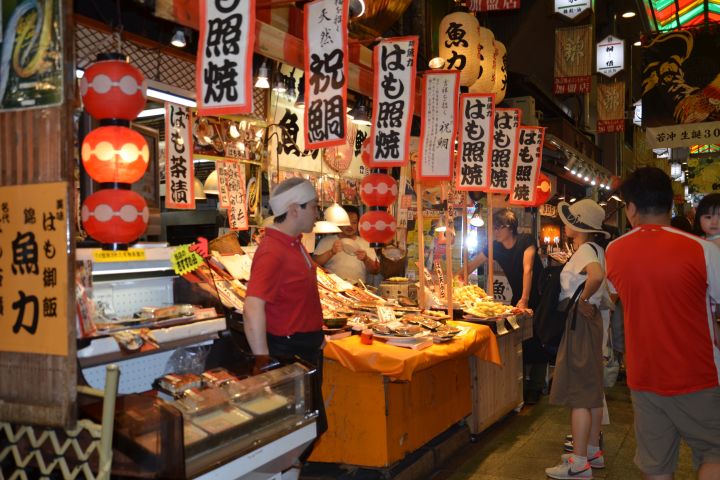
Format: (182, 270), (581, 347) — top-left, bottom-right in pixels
(217, 161), (231, 208)
(597, 82), (626, 133)
(418, 71), (460, 181)
(467, 0), (521, 11)
(509, 126), (545, 206)
(489, 108), (521, 194)
(554, 25), (593, 95)
(165, 103), (195, 209)
(197, 0), (255, 115)
(0, 183), (68, 356)
(226, 162), (249, 230)
(456, 94), (495, 191)
(304, 0), (348, 149)
(370, 36), (418, 167)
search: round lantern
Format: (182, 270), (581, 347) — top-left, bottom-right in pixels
(438, 12), (482, 87)
(81, 126), (150, 184)
(531, 173), (553, 207)
(359, 210), (396, 245)
(469, 27), (497, 94)
(80, 53), (147, 121)
(360, 173), (398, 207)
(361, 137), (372, 166)
(491, 40), (508, 103)
(81, 189), (149, 246)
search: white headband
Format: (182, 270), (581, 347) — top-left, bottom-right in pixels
(269, 181), (317, 216)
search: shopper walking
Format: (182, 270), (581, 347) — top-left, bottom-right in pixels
(606, 167), (720, 480)
(243, 178), (326, 479)
(545, 199), (611, 480)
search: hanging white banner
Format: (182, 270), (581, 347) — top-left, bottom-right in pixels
(489, 108), (521, 194)
(369, 36), (418, 167)
(304, 0), (348, 149)
(418, 71), (460, 180)
(509, 126), (545, 206)
(226, 162), (249, 231)
(456, 93), (495, 192)
(165, 103), (195, 209)
(197, 0), (255, 115)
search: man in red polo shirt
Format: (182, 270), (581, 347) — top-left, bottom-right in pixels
(606, 167), (720, 480)
(244, 178), (325, 475)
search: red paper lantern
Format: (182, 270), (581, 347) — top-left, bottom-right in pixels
(81, 189), (149, 245)
(359, 210), (396, 245)
(360, 173), (398, 207)
(82, 126), (149, 184)
(80, 55), (147, 120)
(361, 138), (372, 166)
(531, 172), (553, 207)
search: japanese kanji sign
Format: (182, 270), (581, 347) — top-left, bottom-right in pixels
(646, 121), (720, 148)
(197, 0), (255, 115)
(370, 36), (418, 167)
(554, 0), (591, 19)
(304, 0), (348, 149)
(456, 94), (495, 191)
(165, 103), (195, 209)
(597, 35), (625, 78)
(0, 183), (68, 356)
(597, 82), (626, 134)
(439, 12), (481, 87)
(509, 126), (545, 206)
(418, 71), (460, 180)
(467, 0), (520, 11)
(490, 108), (521, 194)
(226, 162), (249, 231)
(171, 244), (204, 275)
(554, 25), (593, 95)
(217, 161), (231, 208)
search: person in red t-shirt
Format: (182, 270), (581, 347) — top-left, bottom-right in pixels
(606, 167), (720, 480)
(244, 178), (325, 478)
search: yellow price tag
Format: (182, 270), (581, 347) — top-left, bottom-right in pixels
(93, 249), (146, 262)
(171, 245), (204, 275)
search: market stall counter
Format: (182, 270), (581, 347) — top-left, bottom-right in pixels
(309, 321), (500, 467)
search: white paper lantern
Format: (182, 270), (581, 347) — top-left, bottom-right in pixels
(468, 27), (496, 93)
(439, 12), (482, 87)
(492, 40), (507, 103)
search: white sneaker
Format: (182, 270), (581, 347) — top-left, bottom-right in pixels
(561, 451), (605, 469)
(546, 456), (593, 479)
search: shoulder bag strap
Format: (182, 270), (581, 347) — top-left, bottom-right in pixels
(568, 281), (586, 331)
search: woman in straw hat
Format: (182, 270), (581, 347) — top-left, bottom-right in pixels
(546, 199), (612, 480)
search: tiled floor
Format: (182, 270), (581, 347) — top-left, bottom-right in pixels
(303, 378), (696, 479)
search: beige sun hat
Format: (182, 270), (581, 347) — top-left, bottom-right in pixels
(557, 199), (611, 238)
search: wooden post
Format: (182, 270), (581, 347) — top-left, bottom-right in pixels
(416, 182), (425, 310)
(487, 194), (494, 296)
(462, 194), (468, 282)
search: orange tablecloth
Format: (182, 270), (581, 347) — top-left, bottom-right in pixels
(322, 321), (500, 381)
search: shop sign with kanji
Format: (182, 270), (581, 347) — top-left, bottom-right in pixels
(304, 0), (348, 149)
(554, 0), (591, 19)
(467, 0), (520, 12)
(225, 162), (249, 231)
(197, 0), (255, 115)
(509, 126), (545, 206)
(0, 183), (68, 356)
(456, 94), (495, 191)
(165, 103), (195, 209)
(646, 121), (720, 148)
(596, 35), (625, 78)
(490, 108), (521, 194)
(370, 36), (418, 167)
(217, 161), (231, 208)
(418, 71), (459, 181)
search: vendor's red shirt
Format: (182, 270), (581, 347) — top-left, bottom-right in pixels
(606, 225), (720, 396)
(246, 228), (323, 336)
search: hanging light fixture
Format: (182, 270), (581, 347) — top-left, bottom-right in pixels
(313, 220), (343, 234)
(286, 69), (297, 99)
(194, 177), (206, 200)
(203, 169), (219, 195)
(469, 203), (484, 227)
(435, 215), (447, 233)
(428, 57), (445, 69)
(171, 28), (187, 48)
(295, 73), (305, 109)
(324, 202), (351, 226)
(255, 59), (270, 89)
(272, 70), (287, 93)
(349, 96), (371, 125)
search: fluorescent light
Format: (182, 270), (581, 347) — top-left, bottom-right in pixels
(75, 68), (197, 107)
(621, 11), (636, 18)
(137, 107), (165, 118)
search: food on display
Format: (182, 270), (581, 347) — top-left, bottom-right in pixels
(201, 368), (239, 388)
(158, 373), (202, 396)
(464, 299), (513, 319)
(237, 393), (289, 416)
(316, 269), (340, 292)
(453, 284), (488, 304)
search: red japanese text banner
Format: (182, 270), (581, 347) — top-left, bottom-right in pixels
(165, 103), (195, 209)
(303, 0), (348, 149)
(197, 0), (255, 115)
(418, 71), (460, 181)
(456, 94), (495, 191)
(554, 25), (593, 95)
(597, 82), (626, 134)
(370, 36), (418, 167)
(509, 126), (545, 206)
(489, 108), (521, 194)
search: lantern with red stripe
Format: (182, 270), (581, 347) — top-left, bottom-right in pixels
(81, 126), (149, 184)
(359, 209), (396, 245)
(360, 173), (398, 207)
(80, 53), (147, 121)
(81, 189), (149, 246)
(360, 138), (372, 166)
(530, 172), (553, 207)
